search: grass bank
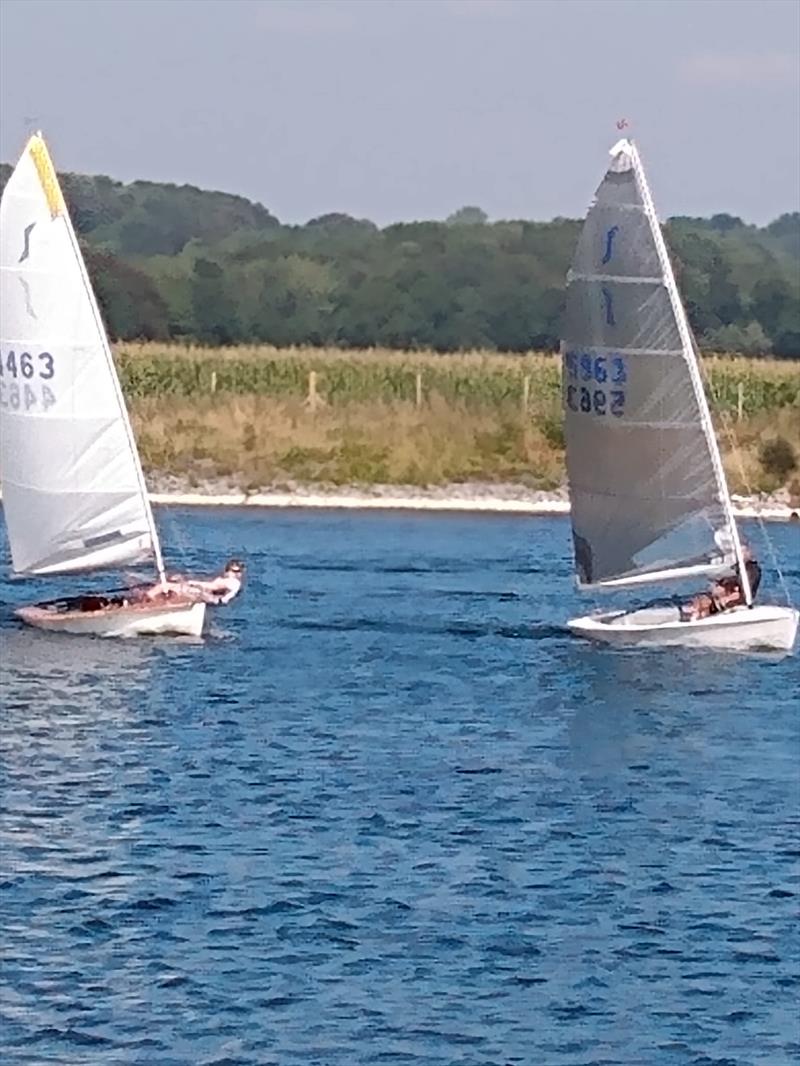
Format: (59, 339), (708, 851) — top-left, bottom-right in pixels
(118, 344), (800, 498)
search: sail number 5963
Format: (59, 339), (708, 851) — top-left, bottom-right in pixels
(564, 350), (627, 418)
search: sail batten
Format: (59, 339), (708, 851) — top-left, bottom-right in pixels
(562, 138), (742, 591)
(564, 345), (685, 357)
(19, 534), (153, 577)
(0, 134), (163, 580)
(569, 273), (665, 284)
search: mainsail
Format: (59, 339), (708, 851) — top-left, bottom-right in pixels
(562, 138), (747, 591)
(0, 134), (163, 576)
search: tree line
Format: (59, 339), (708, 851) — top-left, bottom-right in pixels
(1, 164), (798, 356)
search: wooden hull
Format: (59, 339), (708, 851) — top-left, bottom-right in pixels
(567, 604), (799, 652)
(15, 599), (206, 638)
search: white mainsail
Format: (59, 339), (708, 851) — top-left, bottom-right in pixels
(562, 138), (750, 598)
(0, 133), (164, 577)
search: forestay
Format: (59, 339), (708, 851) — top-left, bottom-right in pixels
(562, 138), (740, 589)
(0, 134), (162, 576)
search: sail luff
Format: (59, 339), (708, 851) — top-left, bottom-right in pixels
(627, 140), (751, 604)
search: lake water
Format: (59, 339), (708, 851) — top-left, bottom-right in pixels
(1, 508), (798, 1066)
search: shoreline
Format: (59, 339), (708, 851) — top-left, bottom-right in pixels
(148, 484), (799, 522)
(0, 481), (794, 522)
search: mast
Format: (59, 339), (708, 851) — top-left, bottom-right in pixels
(625, 139), (752, 606)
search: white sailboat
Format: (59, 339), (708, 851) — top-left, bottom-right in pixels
(0, 133), (206, 637)
(562, 137), (798, 652)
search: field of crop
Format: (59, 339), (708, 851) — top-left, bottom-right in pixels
(118, 343), (800, 415)
(118, 344), (800, 496)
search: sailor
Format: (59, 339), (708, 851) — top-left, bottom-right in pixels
(182, 558), (246, 605)
(132, 559), (246, 606)
(713, 544), (762, 611)
(682, 543), (760, 620)
(682, 590), (715, 622)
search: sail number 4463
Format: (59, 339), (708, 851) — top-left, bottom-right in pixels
(0, 350), (56, 411)
(564, 351), (626, 417)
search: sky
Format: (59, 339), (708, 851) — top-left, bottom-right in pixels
(1, 0), (798, 226)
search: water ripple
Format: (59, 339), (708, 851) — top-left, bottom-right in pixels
(1, 511), (798, 1065)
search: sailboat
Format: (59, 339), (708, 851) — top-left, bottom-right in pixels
(562, 137), (798, 652)
(0, 133), (208, 637)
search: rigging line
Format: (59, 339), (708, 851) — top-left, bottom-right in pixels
(702, 357), (793, 607)
(149, 489), (193, 575)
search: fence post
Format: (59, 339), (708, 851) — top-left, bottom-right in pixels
(737, 381), (744, 421)
(210, 370), (217, 395)
(415, 371), (423, 408)
(522, 374), (530, 416)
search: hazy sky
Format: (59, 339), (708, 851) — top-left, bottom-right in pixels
(1, 0), (798, 225)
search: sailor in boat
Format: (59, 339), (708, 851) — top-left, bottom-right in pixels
(130, 558), (246, 608)
(681, 545), (762, 622)
(38, 560), (245, 617)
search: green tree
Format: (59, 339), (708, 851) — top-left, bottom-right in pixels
(190, 258), (239, 343)
(6, 155), (795, 354)
(446, 206), (488, 226)
(702, 322), (772, 355)
(84, 246), (171, 339)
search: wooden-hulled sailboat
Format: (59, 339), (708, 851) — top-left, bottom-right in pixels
(562, 138), (798, 652)
(0, 134), (208, 637)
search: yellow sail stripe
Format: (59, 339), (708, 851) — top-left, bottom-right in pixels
(27, 134), (66, 218)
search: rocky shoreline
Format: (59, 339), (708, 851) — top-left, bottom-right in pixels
(147, 475), (799, 522)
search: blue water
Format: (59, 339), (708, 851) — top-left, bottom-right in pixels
(1, 508), (798, 1066)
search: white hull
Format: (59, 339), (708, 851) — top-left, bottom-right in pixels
(16, 600), (206, 638)
(567, 604), (799, 652)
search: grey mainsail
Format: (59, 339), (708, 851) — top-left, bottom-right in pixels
(562, 139), (746, 591)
